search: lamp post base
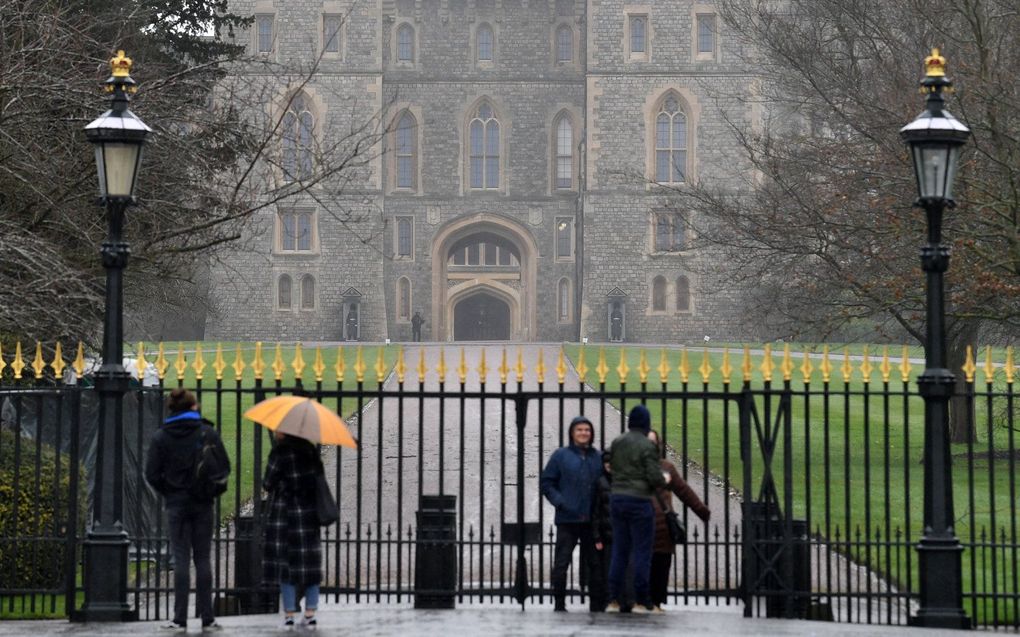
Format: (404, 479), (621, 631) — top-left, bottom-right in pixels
(909, 609), (972, 630)
(75, 525), (137, 622)
(910, 536), (970, 630)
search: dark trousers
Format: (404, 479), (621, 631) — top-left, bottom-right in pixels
(650, 552), (673, 606)
(412, 327), (421, 341)
(167, 502), (215, 627)
(550, 523), (602, 608)
(590, 543), (612, 611)
(608, 495), (654, 607)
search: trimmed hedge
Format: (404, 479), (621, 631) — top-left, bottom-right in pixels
(0, 428), (85, 590)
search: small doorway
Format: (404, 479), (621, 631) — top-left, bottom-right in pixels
(453, 292), (511, 341)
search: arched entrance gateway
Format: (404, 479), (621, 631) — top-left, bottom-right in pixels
(431, 214), (538, 341)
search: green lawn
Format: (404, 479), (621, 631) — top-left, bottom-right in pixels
(564, 343), (1018, 626)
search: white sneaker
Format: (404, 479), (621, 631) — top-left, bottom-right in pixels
(159, 621), (186, 633)
(632, 604), (654, 614)
(281, 616), (296, 631)
(301, 615), (317, 630)
(605, 601), (621, 613)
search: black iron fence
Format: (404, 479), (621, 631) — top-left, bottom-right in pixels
(0, 342), (1016, 628)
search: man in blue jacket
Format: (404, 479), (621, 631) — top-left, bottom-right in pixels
(540, 415), (603, 611)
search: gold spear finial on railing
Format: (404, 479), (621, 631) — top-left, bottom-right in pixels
(555, 347), (566, 385)
(0, 343), (6, 379)
(232, 344), (246, 381)
(840, 347), (853, 384)
(12, 341), (26, 380)
(499, 348), (509, 384)
(355, 346), (366, 383)
(860, 347), (873, 384)
(395, 346), (406, 384)
(638, 350), (650, 384)
(174, 343), (188, 381)
(192, 343), (206, 380)
(596, 347), (609, 384)
(252, 342), (265, 380)
(457, 348), (468, 384)
(73, 342), (86, 379)
(780, 344), (792, 382)
(436, 347), (447, 383)
(271, 344), (285, 381)
(479, 348), (489, 383)
(819, 345), (832, 383)
(760, 343), (774, 383)
(576, 346), (588, 383)
(51, 342), (66, 380)
(962, 345), (976, 383)
(292, 343), (306, 381)
(313, 346), (326, 382)
(721, 348), (733, 385)
(213, 343), (226, 381)
(536, 348), (546, 384)
(515, 347), (525, 384)
(32, 342), (46, 379)
(699, 347), (713, 384)
(880, 346), (891, 383)
(1004, 347), (1015, 384)
(417, 347), (426, 383)
(741, 346), (751, 384)
(979, 344), (995, 379)
(899, 346), (912, 383)
(136, 342), (148, 381)
(375, 347), (386, 383)
(335, 346), (346, 383)
(658, 349), (670, 384)
(616, 348), (630, 384)
(156, 342), (168, 380)
(800, 348), (814, 383)
(681, 348), (692, 384)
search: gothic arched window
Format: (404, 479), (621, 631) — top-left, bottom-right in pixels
(558, 278), (571, 322)
(655, 96), (687, 183)
(397, 24), (414, 62)
(278, 274), (292, 310)
(395, 111), (417, 189)
(282, 94), (314, 182)
(554, 114), (574, 189)
(556, 25), (572, 62)
(469, 102), (500, 189)
(676, 275), (691, 312)
(477, 24), (494, 62)
(652, 275), (667, 312)
(301, 275), (315, 309)
(397, 277), (411, 321)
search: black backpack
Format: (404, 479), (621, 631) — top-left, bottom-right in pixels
(188, 426), (230, 502)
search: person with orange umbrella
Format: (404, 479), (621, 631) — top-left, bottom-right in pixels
(245, 395), (356, 631)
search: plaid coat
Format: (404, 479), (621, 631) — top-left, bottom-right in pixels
(262, 437), (323, 588)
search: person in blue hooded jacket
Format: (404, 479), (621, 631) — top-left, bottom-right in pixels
(540, 415), (603, 611)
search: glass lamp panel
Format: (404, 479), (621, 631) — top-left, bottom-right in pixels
(102, 143), (140, 197)
(93, 147), (108, 198)
(944, 145), (962, 201)
(916, 144), (950, 199)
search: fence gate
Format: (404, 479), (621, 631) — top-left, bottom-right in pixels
(1, 342), (1018, 629)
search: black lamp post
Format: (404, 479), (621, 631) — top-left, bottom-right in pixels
(77, 50), (151, 622)
(900, 48), (971, 630)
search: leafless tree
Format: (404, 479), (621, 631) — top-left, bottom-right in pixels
(660, 0), (1020, 441)
(0, 0), (385, 346)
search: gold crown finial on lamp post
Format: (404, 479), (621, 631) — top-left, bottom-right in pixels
(925, 48), (946, 77)
(110, 50), (132, 77)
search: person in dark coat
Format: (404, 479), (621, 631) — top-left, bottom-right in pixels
(590, 450), (613, 612)
(263, 433), (325, 630)
(540, 415), (604, 611)
(647, 430), (710, 611)
(605, 405), (667, 614)
(411, 311), (425, 341)
(145, 388), (228, 633)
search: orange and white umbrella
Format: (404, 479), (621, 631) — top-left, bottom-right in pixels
(244, 396), (357, 448)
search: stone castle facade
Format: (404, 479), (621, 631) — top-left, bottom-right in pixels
(206, 0), (755, 343)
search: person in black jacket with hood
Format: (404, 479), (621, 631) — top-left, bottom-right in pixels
(540, 415), (603, 612)
(145, 388), (229, 633)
